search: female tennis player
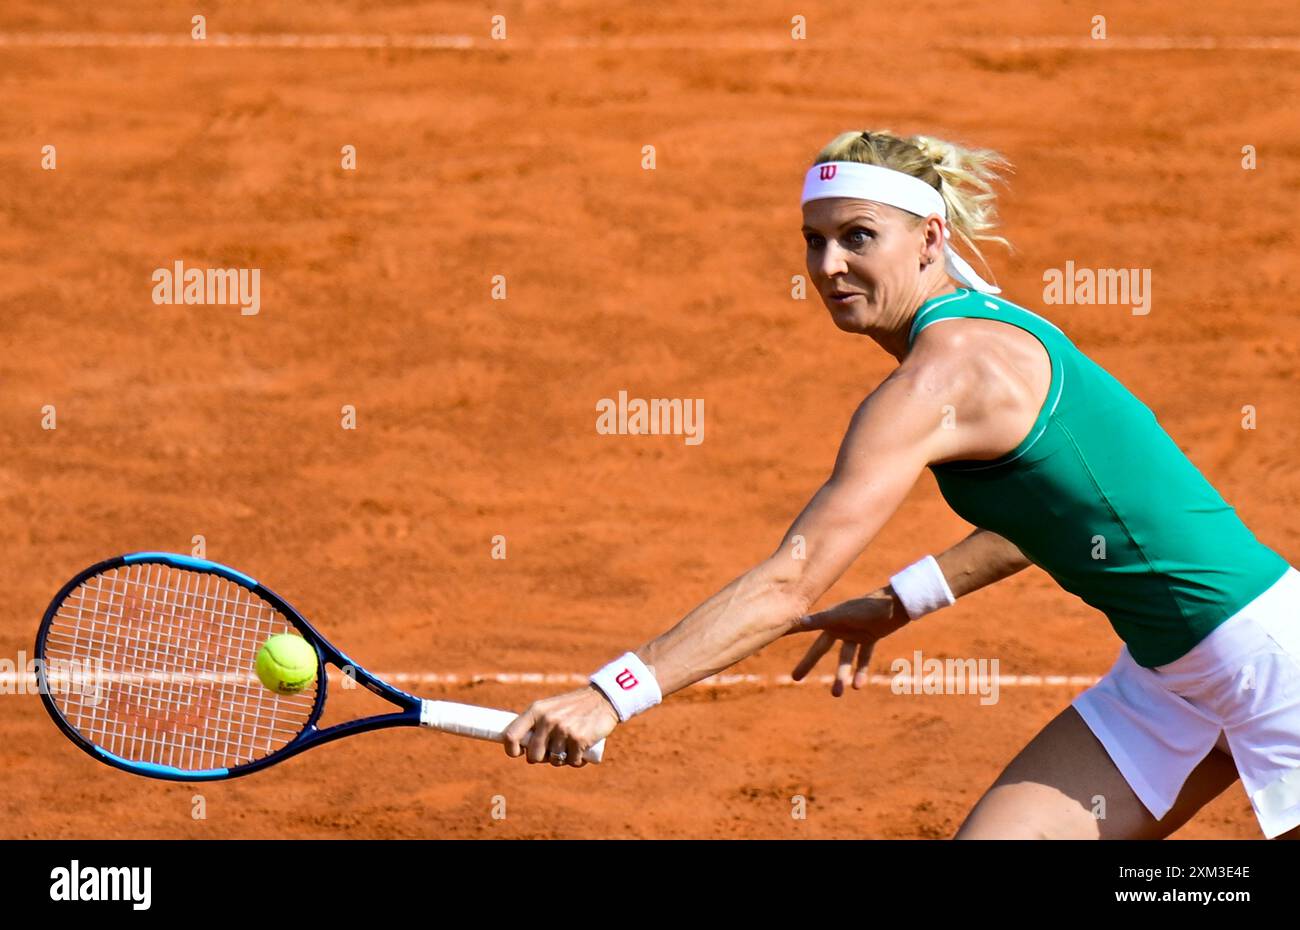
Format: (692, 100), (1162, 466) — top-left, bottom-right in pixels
(503, 129), (1300, 840)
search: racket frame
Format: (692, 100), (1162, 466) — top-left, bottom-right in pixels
(36, 552), (425, 782)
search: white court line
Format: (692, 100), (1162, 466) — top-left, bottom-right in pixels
(946, 35), (1300, 51)
(0, 32), (1297, 51)
(0, 670), (1100, 688)
(0, 32), (474, 50)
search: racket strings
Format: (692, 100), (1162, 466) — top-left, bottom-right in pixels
(42, 563), (317, 772)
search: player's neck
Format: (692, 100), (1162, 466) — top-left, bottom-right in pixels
(876, 280), (961, 363)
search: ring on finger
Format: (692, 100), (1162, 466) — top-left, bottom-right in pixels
(548, 737), (568, 765)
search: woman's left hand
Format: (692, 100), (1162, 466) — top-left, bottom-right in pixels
(502, 685), (620, 767)
(785, 587), (910, 696)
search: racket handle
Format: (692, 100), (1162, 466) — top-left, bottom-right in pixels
(419, 700), (606, 764)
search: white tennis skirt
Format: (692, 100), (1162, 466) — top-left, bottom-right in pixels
(1071, 565), (1300, 839)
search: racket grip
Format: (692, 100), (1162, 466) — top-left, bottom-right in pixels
(419, 700), (606, 764)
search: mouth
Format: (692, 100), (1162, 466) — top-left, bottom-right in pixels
(828, 292), (864, 305)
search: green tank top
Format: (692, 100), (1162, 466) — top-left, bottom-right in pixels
(908, 288), (1289, 667)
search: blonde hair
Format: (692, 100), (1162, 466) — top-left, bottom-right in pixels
(811, 129), (1013, 273)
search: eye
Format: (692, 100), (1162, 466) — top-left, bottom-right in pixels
(804, 234), (824, 249)
(846, 227), (874, 245)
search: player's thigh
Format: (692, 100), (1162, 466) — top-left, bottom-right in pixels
(954, 705), (1239, 839)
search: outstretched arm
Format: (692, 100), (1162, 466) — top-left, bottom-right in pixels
(502, 349), (986, 765)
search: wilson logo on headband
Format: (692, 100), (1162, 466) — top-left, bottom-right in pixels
(799, 160), (1002, 294)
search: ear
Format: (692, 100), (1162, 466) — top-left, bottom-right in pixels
(919, 214), (946, 267)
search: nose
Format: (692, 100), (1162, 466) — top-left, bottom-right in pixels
(813, 239), (850, 282)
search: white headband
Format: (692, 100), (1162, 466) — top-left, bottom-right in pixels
(800, 161), (1000, 294)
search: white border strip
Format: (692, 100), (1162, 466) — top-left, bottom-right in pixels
(0, 33), (1296, 52)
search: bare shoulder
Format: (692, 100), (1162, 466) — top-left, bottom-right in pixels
(899, 316), (1053, 463)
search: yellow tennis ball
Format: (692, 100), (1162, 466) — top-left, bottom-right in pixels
(255, 634), (318, 694)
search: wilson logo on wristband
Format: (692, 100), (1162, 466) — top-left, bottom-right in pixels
(590, 652), (662, 721)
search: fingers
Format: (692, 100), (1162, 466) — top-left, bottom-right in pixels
(791, 630), (835, 681)
(534, 727), (589, 767)
(545, 730), (568, 767)
(799, 599), (866, 633)
(791, 630), (878, 696)
(852, 640), (874, 690)
(505, 703), (591, 767)
(564, 734), (587, 768)
(502, 685), (623, 768)
(831, 640), (855, 697)
(502, 708), (538, 759)
(526, 714), (560, 764)
(783, 612), (818, 637)
(797, 593), (900, 637)
(796, 606), (842, 634)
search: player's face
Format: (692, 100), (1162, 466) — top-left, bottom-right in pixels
(801, 198), (929, 335)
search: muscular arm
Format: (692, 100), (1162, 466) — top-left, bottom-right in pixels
(504, 323), (1047, 762)
(635, 359), (970, 697)
(935, 526), (1033, 599)
(641, 484), (1034, 697)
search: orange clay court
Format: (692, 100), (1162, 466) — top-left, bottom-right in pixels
(1, 1), (1298, 838)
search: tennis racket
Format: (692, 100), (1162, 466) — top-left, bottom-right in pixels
(34, 552), (605, 780)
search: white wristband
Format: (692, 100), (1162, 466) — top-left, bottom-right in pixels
(888, 555), (957, 620)
(589, 652), (662, 722)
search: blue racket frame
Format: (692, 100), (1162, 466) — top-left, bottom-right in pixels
(35, 552), (426, 782)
